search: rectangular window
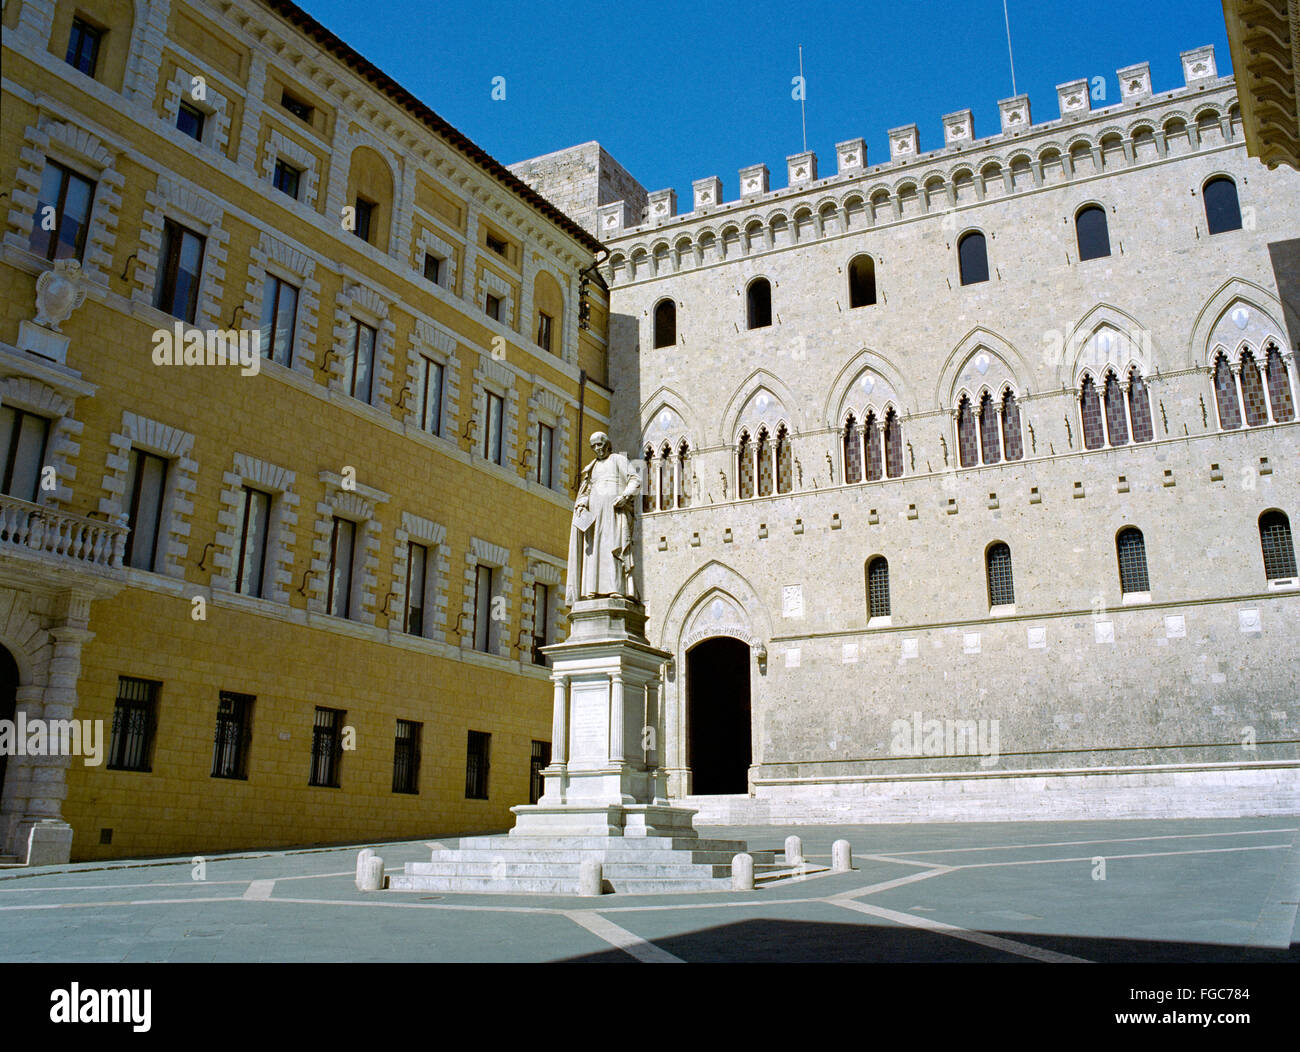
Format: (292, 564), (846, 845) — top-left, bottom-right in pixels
(108, 676), (158, 772)
(123, 448), (169, 572)
(536, 423), (554, 488)
(309, 706), (344, 787)
(531, 582), (549, 665)
(483, 392), (504, 464)
(529, 740), (551, 804)
(234, 485), (272, 598)
(405, 541), (428, 636)
(423, 253), (442, 285)
(0, 406), (51, 504)
(485, 234), (507, 257)
(473, 563), (494, 653)
(353, 197), (375, 243)
(65, 18), (102, 76)
(419, 356), (444, 436)
(154, 219), (205, 323)
(327, 517), (356, 619)
(211, 691), (253, 779)
(536, 311), (553, 353)
(28, 161), (95, 262)
(393, 719), (421, 794)
(177, 102), (205, 142)
(347, 319), (376, 403)
(485, 293), (502, 322)
(259, 274), (299, 367)
(272, 159), (301, 200)
(280, 91), (313, 123)
(466, 730), (491, 799)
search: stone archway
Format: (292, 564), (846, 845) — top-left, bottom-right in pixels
(685, 636), (751, 795)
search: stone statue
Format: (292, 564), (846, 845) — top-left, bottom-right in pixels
(565, 432), (640, 606)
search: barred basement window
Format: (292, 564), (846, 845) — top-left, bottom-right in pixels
(108, 677), (158, 772)
(309, 707), (344, 787)
(1259, 511), (1297, 582)
(123, 448), (169, 572)
(529, 740), (551, 804)
(986, 542), (1015, 607)
(466, 730), (491, 799)
(1116, 527), (1150, 594)
(211, 691), (253, 779)
(29, 161), (95, 262)
(393, 719), (421, 794)
(866, 556), (890, 619)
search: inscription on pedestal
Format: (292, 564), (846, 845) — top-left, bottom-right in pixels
(568, 680), (608, 764)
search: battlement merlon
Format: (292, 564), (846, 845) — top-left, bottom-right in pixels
(594, 46), (1234, 240)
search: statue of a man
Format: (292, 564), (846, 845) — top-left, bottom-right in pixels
(565, 432), (640, 606)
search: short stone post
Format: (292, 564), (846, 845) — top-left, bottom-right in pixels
(731, 853), (754, 891)
(832, 839), (852, 872)
(579, 858), (603, 896)
(358, 855), (385, 891)
(784, 835), (803, 866)
(355, 848), (374, 889)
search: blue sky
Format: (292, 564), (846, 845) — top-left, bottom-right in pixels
(295, 0), (1233, 201)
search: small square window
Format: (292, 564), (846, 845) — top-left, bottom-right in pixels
(423, 252), (442, 285)
(66, 18), (102, 77)
(486, 234), (508, 257)
(177, 103), (206, 142)
(536, 311), (553, 353)
(353, 197), (375, 243)
(485, 293), (502, 322)
(280, 91), (313, 123)
(273, 159), (302, 200)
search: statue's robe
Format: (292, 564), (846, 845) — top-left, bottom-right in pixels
(566, 452), (640, 605)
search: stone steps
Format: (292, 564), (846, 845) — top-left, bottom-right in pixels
(461, 835), (755, 852)
(389, 873), (736, 894)
(416, 847), (778, 867)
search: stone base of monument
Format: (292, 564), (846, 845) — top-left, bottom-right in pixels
(391, 597), (780, 895)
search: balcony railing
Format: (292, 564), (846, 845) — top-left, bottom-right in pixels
(0, 494), (126, 569)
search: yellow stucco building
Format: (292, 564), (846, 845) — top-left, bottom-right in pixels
(0, 0), (611, 862)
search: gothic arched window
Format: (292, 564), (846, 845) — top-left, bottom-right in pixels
(776, 426), (792, 494)
(1259, 510), (1297, 581)
(1001, 390), (1024, 461)
(957, 396), (978, 467)
(641, 445), (654, 512)
(1214, 352), (1241, 429)
(738, 432), (754, 499)
(658, 442), (673, 510)
(866, 556), (890, 619)
(979, 392), (1001, 465)
(757, 427), (774, 497)
(1080, 375), (1105, 449)
(676, 441), (691, 507)
(653, 299), (676, 348)
(884, 409), (903, 479)
(1265, 345), (1295, 422)
(1240, 350), (1269, 426)
(1116, 527), (1150, 595)
(1103, 372), (1129, 446)
(843, 415), (862, 484)
(986, 542), (1015, 607)
(865, 412), (883, 482)
(1128, 369), (1154, 442)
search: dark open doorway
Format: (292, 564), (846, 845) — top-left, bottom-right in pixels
(685, 636), (752, 795)
(0, 646), (17, 811)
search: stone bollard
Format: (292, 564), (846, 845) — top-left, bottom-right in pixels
(832, 839), (852, 872)
(579, 858), (603, 896)
(358, 855), (385, 892)
(355, 848), (374, 890)
(784, 835), (803, 866)
(731, 853), (754, 891)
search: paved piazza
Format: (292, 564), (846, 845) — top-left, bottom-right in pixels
(2, 817), (1296, 964)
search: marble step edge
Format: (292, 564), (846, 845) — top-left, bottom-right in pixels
(388, 875), (735, 894)
(456, 836), (770, 852)
(404, 860), (769, 878)
(423, 849), (779, 866)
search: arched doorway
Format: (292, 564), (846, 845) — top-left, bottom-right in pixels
(685, 637), (751, 794)
(0, 646), (17, 811)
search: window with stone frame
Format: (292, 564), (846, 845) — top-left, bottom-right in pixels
(65, 17), (103, 77)
(848, 254), (877, 308)
(345, 318), (377, 403)
(242, 233), (322, 379)
(307, 474), (387, 625)
(1203, 176), (1242, 235)
(1213, 353), (1242, 429)
(163, 66), (234, 157)
(405, 540), (430, 636)
(329, 284), (395, 409)
(957, 396), (978, 467)
(259, 273), (299, 367)
(1075, 205), (1111, 261)
(211, 454), (297, 603)
(776, 426), (792, 494)
(122, 448), (169, 572)
(884, 410), (903, 479)
(465, 730), (491, 799)
(154, 218), (206, 323)
(867, 556), (890, 620)
(958, 231), (989, 285)
(107, 676), (158, 772)
(1259, 511), (1298, 582)
(462, 537), (513, 658)
(654, 299), (677, 347)
(1265, 345), (1295, 422)
(842, 416), (862, 483)
(1103, 372), (1129, 445)
(1116, 527), (1150, 595)
(1080, 375), (1106, 448)
(986, 542), (1015, 608)
(233, 485), (274, 599)
(979, 392), (1001, 464)
(326, 515), (359, 619)
(390, 512), (449, 642)
(0, 406), (51, 504)
(1001, 391), (1024, 460)
(746, 278), (772, 329)
(28, 160), (95, 262)
(483, 391), (505, 465)
(738, 431), (755, 498)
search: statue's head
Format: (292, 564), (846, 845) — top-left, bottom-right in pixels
(590, 432), (611, 460)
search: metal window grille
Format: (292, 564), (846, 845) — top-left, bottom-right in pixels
(867, 558), (890, 618)
(466, 730), (490, 799)
(393, 720), (421, 794)
(1116, 528), (1150, 594)
(1260, 513), (1298, 581)
(987, 543), (1015, 606)
(310, 707), (343, 787)
(211, 692), (253, 779)
(108, 677), (158, 771)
